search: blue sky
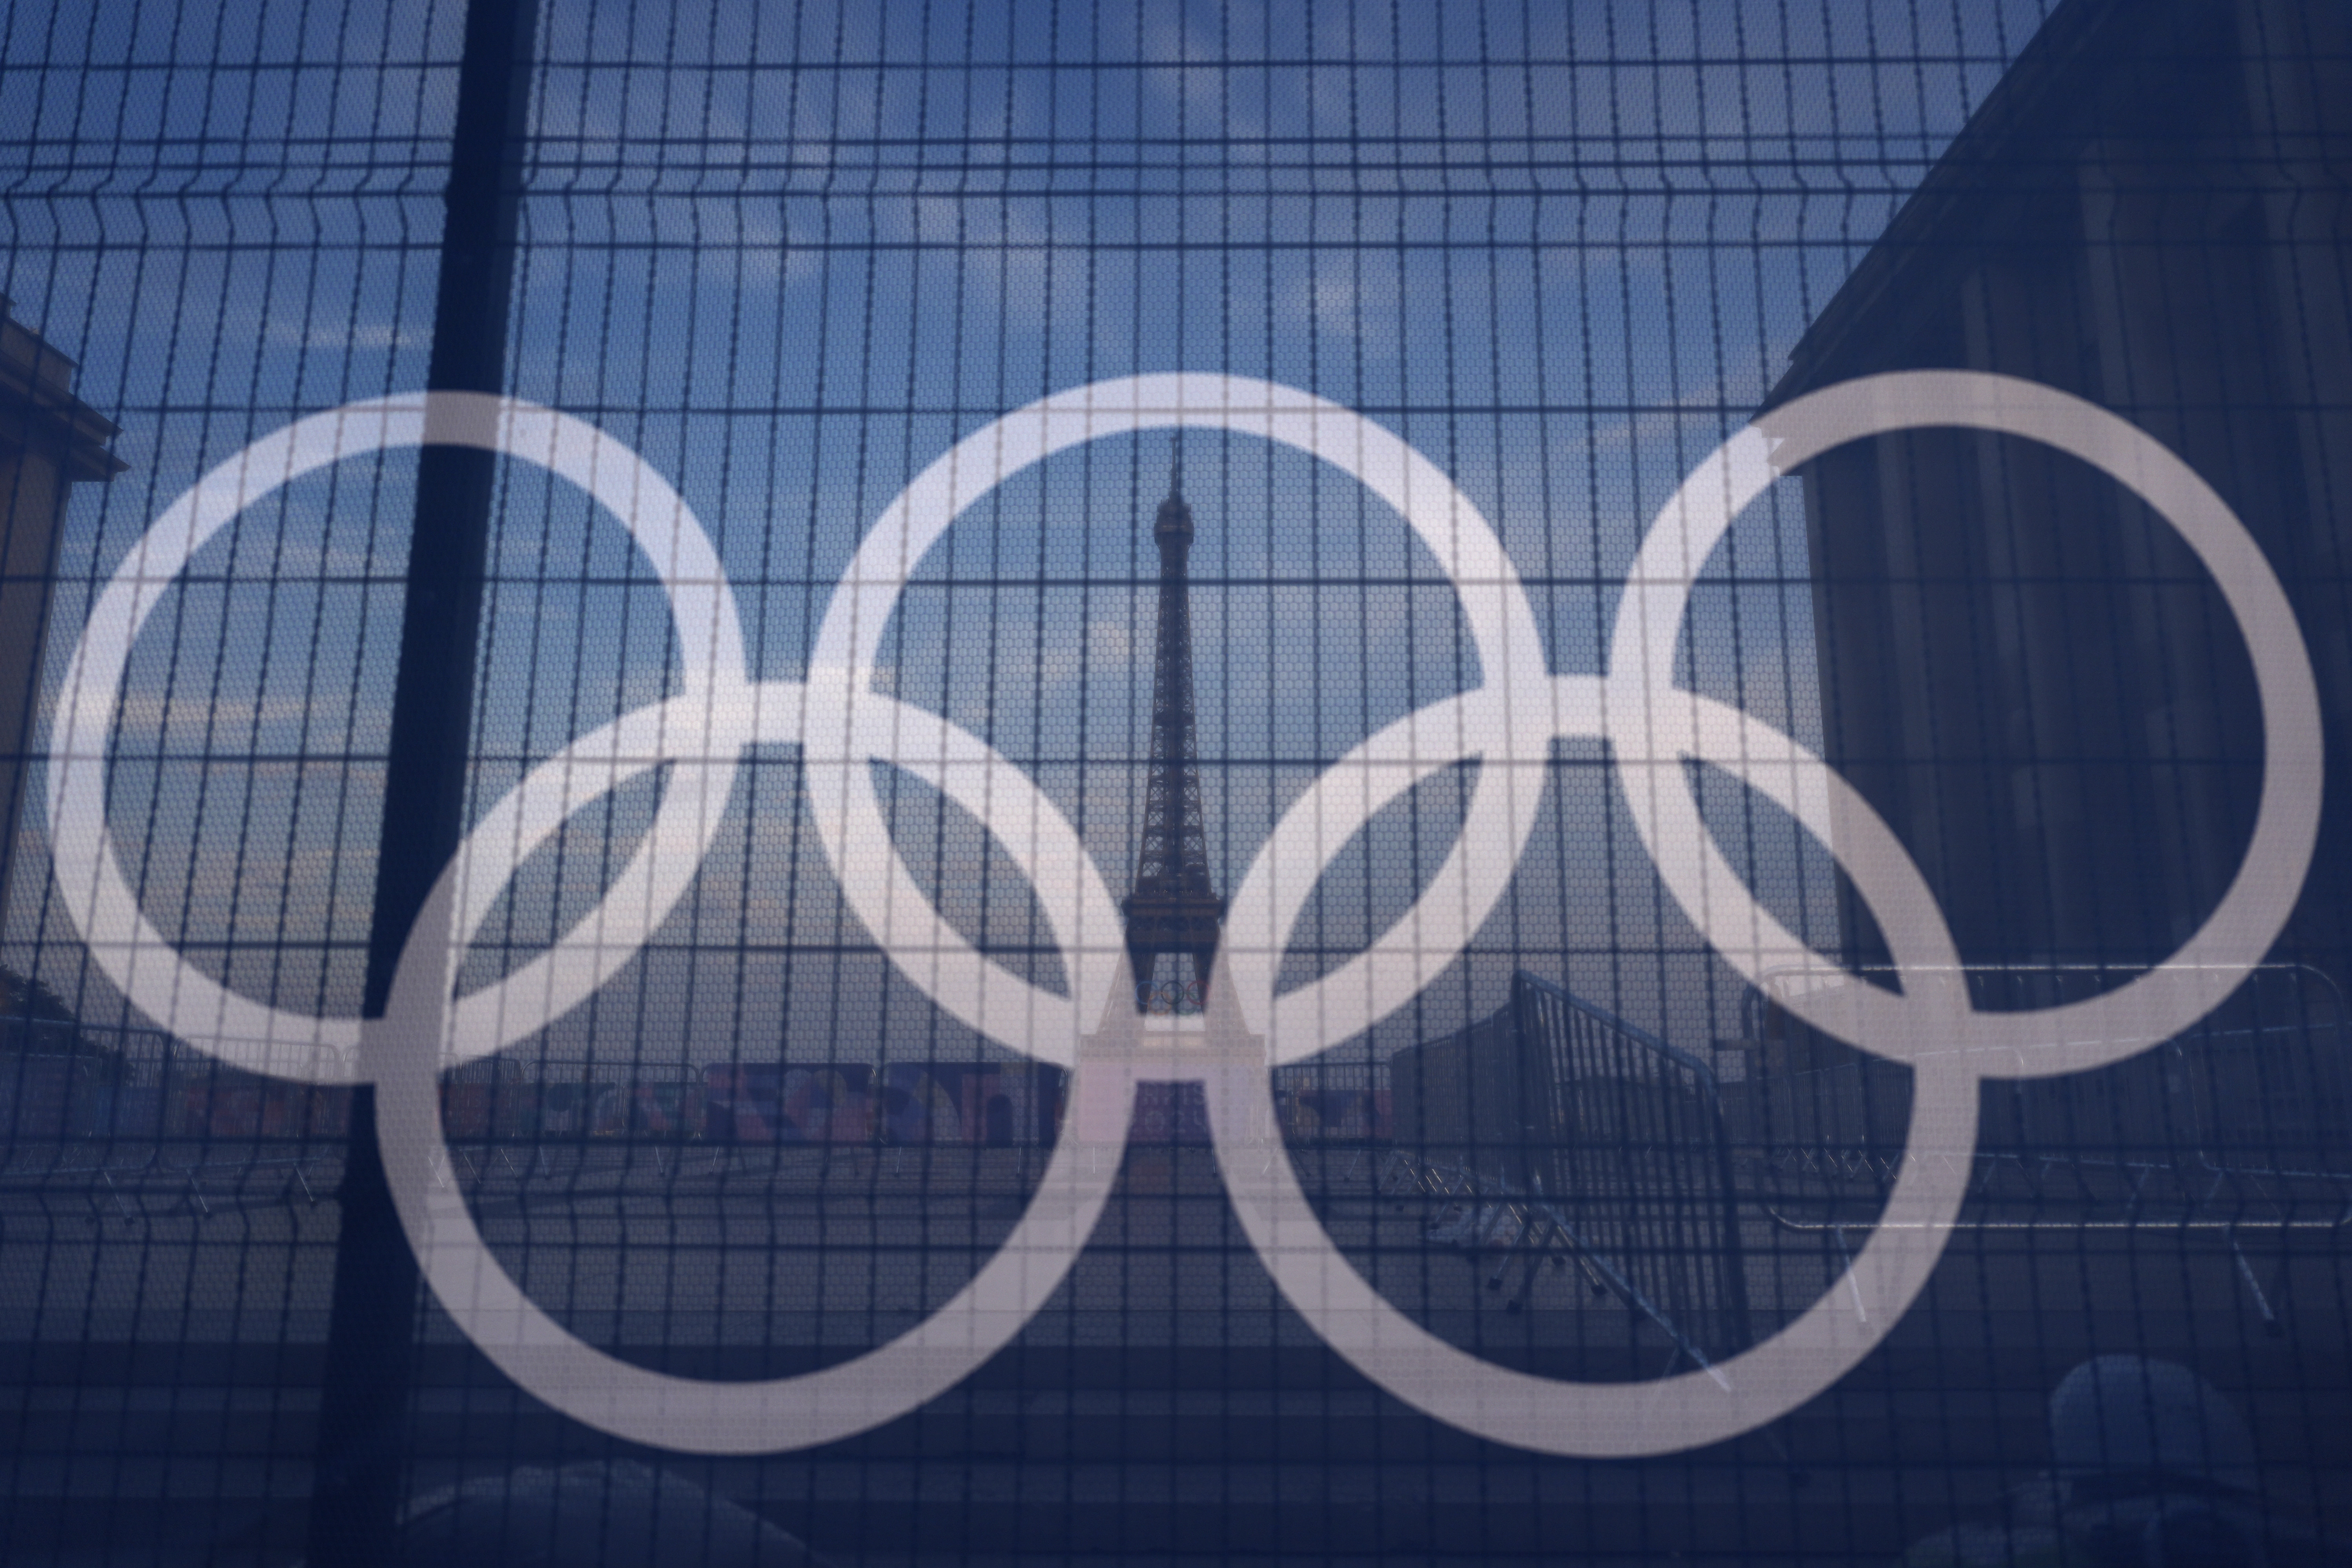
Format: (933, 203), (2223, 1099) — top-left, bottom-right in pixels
(2, 0), (2058, 1065)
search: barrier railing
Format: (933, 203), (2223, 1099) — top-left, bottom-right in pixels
(1383, 971), (1753, 1372)
(1732, 963), (2352, 1323)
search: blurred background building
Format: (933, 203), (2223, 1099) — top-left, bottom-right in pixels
(1768, 0), (2352, 983)
(0, 296), (124, 937)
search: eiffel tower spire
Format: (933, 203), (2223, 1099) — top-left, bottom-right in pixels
(1124, 436), (1223, 1013)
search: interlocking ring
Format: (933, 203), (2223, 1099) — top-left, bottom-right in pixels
(47, 372), (2320, 1457)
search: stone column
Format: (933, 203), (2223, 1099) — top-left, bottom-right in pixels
(0, 297), (125, 938)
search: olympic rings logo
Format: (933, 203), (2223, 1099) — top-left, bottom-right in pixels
(45, 372), (2321, 1457)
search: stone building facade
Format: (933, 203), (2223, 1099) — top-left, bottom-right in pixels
(1770, 0), (2352, 985)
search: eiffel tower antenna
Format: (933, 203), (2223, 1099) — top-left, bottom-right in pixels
(1124, 435), (1223, 1013)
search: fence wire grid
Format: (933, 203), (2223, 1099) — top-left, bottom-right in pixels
(4, 0), (2350, 1564)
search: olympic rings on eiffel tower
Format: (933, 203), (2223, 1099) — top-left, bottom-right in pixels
(45, 372), (2321, 1455)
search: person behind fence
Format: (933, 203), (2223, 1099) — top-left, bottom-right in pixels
(1896, 1355), (2346, 1566)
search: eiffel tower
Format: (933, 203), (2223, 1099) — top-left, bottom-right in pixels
(1123, 442), (1223, 1013)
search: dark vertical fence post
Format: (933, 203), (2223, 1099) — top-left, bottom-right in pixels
(305, 0), (537, 1561)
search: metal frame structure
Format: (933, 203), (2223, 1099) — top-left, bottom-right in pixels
(1384, 971), (1754, 1371)
(1121, 448), (1225, 1015)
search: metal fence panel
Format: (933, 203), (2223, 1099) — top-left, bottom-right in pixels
(5, 0), (2351, 1562)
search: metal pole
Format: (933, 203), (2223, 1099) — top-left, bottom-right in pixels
(305, 0), (536, 1561)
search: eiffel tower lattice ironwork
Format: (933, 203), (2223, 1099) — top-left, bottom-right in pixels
(1123, 444), (1224, 1013)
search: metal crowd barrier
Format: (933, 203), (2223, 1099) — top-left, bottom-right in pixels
(1730, 963), (2352, 1323)
(0, 1020), (343, 1221)
(1384, 970), (1753, 1374)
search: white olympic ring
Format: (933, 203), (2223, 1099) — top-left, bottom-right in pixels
(45, 372), (2321, 1457)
